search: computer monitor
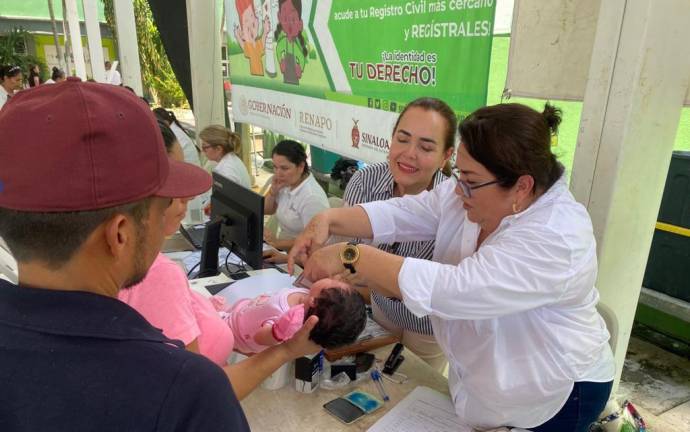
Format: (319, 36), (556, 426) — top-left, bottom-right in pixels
(197, 173), (265, 277)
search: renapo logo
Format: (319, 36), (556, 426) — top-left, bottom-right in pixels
(240, 96), (249, 116)
(351, 119), (360, 148)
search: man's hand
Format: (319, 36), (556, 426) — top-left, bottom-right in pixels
(282, 315), (321, 359)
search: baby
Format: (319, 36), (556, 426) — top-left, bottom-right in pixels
(225, 278), (366, 354)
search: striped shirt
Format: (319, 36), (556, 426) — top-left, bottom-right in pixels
(343, 162), (448, 335)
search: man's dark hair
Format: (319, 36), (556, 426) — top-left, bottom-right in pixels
(306, 288), (367, 349)
(0, 199), (152, 269)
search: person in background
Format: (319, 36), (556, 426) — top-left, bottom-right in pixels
(104, 60), (122, 86)
(290, 103), (615, 432)
(263, 139), (329, 252)
(0, 65), (23, 110)
(44, 67), (66, 84)
(153, 107), (202, 167)
(342, 97), (455, 371)
(28, 65), (42, 87)
(200, 125), (252, 189)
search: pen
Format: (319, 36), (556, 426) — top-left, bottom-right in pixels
(370, 369), (390, 402)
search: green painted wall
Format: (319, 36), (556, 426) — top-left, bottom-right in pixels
(32, 34), (116, 71)
(0, 0), (106, 22)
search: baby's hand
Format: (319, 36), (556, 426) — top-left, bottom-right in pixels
(272, 305), (305, 341)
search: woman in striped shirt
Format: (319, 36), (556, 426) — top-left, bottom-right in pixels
(343, 97), (456, 371)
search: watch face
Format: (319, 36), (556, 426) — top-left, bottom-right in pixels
(343, 247), (357, 261)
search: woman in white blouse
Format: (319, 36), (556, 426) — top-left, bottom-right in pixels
(289, 103), (615, 432)
(199, 125), (252, 189)
(264, 140), (329, 252)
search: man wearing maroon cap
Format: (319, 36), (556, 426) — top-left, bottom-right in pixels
(0, 79), (310, 431)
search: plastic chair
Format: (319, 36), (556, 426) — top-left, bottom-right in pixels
(596, 302), (618, 352)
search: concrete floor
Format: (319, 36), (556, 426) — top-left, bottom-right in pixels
(618, 337), (690, 431)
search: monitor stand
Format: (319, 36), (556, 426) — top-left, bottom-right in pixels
(197, 219), (222, 278)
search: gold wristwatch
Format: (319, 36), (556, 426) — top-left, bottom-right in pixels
(340, 242), (360, 273)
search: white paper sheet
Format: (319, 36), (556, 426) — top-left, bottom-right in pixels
(367, 386), (472, 432)
(216, 272), (295, 305)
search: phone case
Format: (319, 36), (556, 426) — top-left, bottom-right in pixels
(343, 390), (383, 414)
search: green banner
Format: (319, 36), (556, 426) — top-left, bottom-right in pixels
(226, 0), (496, 162)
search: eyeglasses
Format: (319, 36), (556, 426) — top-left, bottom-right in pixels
(451, 168), (502, 198)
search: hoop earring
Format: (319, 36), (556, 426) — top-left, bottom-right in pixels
(512, 202), (519, 214)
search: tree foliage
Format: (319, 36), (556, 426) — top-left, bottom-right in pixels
(0, 28), (48, 83)
(103, 0), (187, 107)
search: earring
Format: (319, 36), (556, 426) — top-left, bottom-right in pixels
(512, 202), (519, 213)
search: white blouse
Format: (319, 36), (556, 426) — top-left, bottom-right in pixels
(360, 176), (615, 430)
(275, 173), (329, 240)
(213, 153), (251, 189)
(169, 122), (201, 167)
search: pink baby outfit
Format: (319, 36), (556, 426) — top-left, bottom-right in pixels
(118, 253), (234, 366)
(228, 287), (308, 354)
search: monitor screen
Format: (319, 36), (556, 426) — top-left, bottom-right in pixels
(198, 173), (264, 276)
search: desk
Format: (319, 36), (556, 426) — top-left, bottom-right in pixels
(240, 346), (449, 432)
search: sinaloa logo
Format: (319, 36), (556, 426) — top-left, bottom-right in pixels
(240, 96), (249, 116)
(351, 119), (360, 148)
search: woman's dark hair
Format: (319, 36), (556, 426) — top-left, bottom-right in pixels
(393, 97), (457, 176)
(1, 65), (22, 80)
(306, 288), (367, 349)
(51, 67), (65, 81)
(459, 103), (564, 194)
(157, 120), (177, 154)
(272, 139), (309, 175)
(153, 107), (191, 137)
(28, 65), (41, 87)
(275, 0), (308, 57)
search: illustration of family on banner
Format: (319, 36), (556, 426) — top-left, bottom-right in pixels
(225, 0), (497, 163)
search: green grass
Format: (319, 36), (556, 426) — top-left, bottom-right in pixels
(486, 36), (690, 176)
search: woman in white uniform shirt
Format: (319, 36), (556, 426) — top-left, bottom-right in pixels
(199, 125), (252, 189)
(264, 140), (329, 252)
(289, 103), (615, 431)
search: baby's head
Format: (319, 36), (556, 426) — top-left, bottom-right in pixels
(306, 287), (367, 350)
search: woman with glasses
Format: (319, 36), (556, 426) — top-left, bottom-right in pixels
(0, 65), (23, 110)
(340, 97), (455, 372)
(199, 125), (252, 189)
(288, 103), (615, 432)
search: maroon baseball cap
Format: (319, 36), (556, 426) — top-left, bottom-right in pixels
(0, 77), (211, 211)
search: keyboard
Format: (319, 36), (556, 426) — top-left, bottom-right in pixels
(179, 224), (205, 250)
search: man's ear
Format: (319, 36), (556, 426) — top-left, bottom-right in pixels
(103, 214), (130, 259)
